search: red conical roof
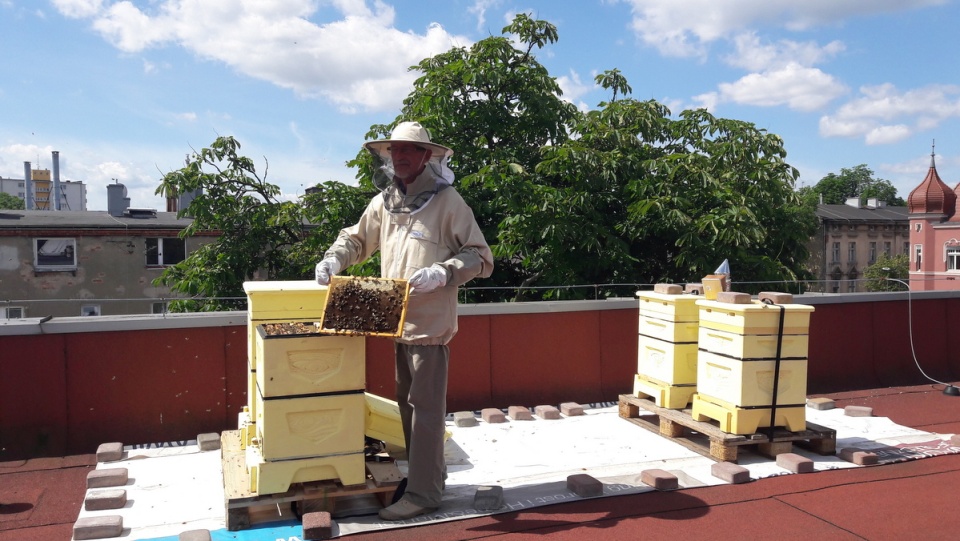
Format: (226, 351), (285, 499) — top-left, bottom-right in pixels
(907, 152), (956, 217)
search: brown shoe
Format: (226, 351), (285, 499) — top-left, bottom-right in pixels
(378, 497), (437, 521)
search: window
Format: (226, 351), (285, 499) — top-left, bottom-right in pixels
(903, 242), (910, 255)
(948, 246), (960, 271)
(868, 242), (877, 264)
(34, 238), (77, 271)
(884, 242), (892, 256)
(831, 242), (840, 263)
(848, 242), (856, 263)
(1, 307), (24, 319)
(915, 244), (923, 271)
(81, 304), (101, 317)
(146, 238), (186, 266)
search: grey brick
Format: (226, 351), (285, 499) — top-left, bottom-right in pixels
(566, 474), (603, 497)
(96, 442), (124, 463)
(806, 397), (835, 411)
(197, 433), (221, 451)
(453, 411), (478, 427)
(179, 529), (212, 541)
(87, 468), (128, 489)
(73, 515), (123, 540)
(839, 447), (879, 465)
(508, 406), (533, 420)
(776, 452), (814, 473)
(481, 408), (507, 423)
(84, 489), (127, 511)
(302, 511), (333, 540)
(844, 405), (873, 417)
(560, 402), (584, 416)
(534, 405), (561, 420)
(641, 469), (678, 490)
(711, 461), (751, 484)
(473, 485), (504, 510)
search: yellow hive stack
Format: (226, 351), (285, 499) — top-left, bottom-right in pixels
(691, 297), (814, 435)
(633, 286), (701, 408)
(242, 280), (367, 495)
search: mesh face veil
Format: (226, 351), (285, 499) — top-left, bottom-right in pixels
(368, 144), (456, 215)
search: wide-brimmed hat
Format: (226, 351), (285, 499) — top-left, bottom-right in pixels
(363, 121), (453, 159)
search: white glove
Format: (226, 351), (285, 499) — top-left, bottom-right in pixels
(408, 264), (448, 293)
(315, 257), (341, 285)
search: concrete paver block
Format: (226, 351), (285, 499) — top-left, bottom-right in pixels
(717, 292), (751, 304)
(567, 474), (603, 497)
(839, 448), (879, 465)
(806, 397), (835, 410)
(481, 408), (507, 423)
(197, 433), (221, 451)
(87, 468), (129, 489)
(758, 292), (794, 304)
(508, 406), (533, 420)
(453, 411), (479, 427)
(178, 529), (212, 541)
(534, 405), (561, 420)
(641, 469), (678, 490)
(303, 511), (333, 540)
(560, 402), (584, 416)
(684, 283), (703, 294)
(844, 405), (873, 417)
(473, 485), (504, 510)
(73, 515), (123, 540)
(653, 283), (682, 294)
(711, 461), (751, 484)
(776, 452), (814, 473)
(84, 488), (128, 511)
(96, 442), (124, 462)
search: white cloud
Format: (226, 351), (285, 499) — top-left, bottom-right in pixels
(619, 0), (946, 57)
(556, 70), (594, 104)
(468, 0), (503, 32)
(715, 63), (847, 111)
(726, 33), (844, 72)
(820, 83), (960, 144)
(53, 0), (472, 113)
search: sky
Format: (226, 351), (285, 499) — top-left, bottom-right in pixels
(3, 0), (960, 211)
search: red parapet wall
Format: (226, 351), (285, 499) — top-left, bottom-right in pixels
(1, 294), (958, 460)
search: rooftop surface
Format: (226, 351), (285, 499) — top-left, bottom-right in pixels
(2, 383), (959, 541)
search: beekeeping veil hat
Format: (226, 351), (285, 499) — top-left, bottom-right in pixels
(363, 122), (456, 211)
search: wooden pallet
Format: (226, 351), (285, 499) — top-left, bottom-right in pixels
(221, 430), (401, 530)
(618, 394), (836, 463)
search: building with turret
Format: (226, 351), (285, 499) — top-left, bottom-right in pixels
(906, 148), (960, 291)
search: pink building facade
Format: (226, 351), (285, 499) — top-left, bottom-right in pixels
(908, 152), (960, 291)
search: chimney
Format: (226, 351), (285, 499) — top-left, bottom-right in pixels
(107, 181), (130, 217)
(52, 151), (62, 211)
(23, 161), (34, 210)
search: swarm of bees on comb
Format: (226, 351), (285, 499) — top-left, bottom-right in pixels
(321, 277), (407, 335)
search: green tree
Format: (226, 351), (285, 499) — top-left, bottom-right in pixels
(0, 192), (24, 210)
(863, 253), (910, 291)
(153, 136), (348, 311)
(799, 164), (904, 207)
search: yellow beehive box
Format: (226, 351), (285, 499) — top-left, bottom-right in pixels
(255, 391), (365, 461)
(638, 314), (699, 343)
(255, 327), (365, 397)
(637, 335), (699, 386)
(696, 300), (813, 335)
(696, 350), (807, 408)
(636, 291), (701, 322)
(244, 280), (328, 322)
(245, 445), (366, 495)
(364, 392), (405, 449)
(698, 327), (809, 359)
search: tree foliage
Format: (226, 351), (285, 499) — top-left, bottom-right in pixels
(157, 14), (820, 306)
(863, 253), (910, 292)
(0, 192), (24, 210)
(799, 164), (905, 207)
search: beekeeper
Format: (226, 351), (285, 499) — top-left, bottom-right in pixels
(315, 121), (493, 521)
